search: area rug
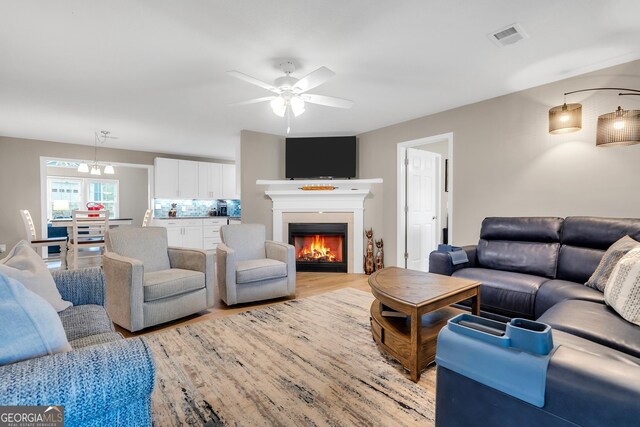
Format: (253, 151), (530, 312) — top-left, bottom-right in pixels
(147, 288), (437, 426)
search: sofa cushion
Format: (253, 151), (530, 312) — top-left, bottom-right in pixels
(604, 247), (640, 326)
(452, 268), (549, 318)
(534, 279), (605, 318)
(143, 268), (205, 302)
(585, 236), (640, 291)
(105, 227), (171, 273)
(0, 241), (72, 312)
(480, 217), (564, 242)
(538, 300), (640, 358)
(477, 240), (560, 278)
(236, 258), (287, 284)
(556, 245), (605, 284)
(0, 273), (72, 365)
(561, 216), (640, 250)
(59, 304), (115, 341)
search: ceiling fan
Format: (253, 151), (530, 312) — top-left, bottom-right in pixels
(228, 61), (354, 129)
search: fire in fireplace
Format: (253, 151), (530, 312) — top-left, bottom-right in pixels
(289, 223), (348, 272)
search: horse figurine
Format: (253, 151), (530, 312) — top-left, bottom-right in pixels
(375, 239), (384, 271)
(364, 228), (375, 275)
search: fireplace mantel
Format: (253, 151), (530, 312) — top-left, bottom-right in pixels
(257, 178), (382, 274)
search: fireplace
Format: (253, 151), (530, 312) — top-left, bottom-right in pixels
(288, 223), (348, 273)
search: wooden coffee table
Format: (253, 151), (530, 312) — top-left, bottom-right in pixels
(368, 267), (480, 381)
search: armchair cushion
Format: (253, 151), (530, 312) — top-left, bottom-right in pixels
(143, 269), (205, 302)
(58, 304), (116, 341)
(221, 224), (266, 261)
(105, 227), (171, 273)
(236, 258), (287, 284)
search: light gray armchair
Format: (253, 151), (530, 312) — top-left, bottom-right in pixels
(103, 227), (214, 332)
(216, 224), (296, 306)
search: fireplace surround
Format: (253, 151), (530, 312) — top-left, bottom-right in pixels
(289, 223), (348, 272)
(258, 178), (383, 274)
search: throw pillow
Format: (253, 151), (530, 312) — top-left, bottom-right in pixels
(0, 272), (72, 366)
(0, 240), (72, 312)
(604, 247), (640, 326)
(585, 236), (640, 292)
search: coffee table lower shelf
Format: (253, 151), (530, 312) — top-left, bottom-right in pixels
(370, 301), (464, 379)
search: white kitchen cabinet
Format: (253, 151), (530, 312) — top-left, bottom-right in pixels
(177, 160), (199, 199)
(154, 158), (180, 198)
(221, 164), (237, 199)
(203, 218), (226, 251)
(165, 225), (183, 247)
(198, 162), (223, 199)
(155, 219), (204, 249)
(183, 226), (203, 248)
(154, 158), (199, 199)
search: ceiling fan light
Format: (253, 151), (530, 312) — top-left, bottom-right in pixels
(549, 103), (582, 134)
(90, 165), (102, 175)
(596, 106), (640, 147)
(270, 96), (286, 117)
(103, 164), (115, 174)
(78, 162), (89, 173)
(290, 96), (305, 117)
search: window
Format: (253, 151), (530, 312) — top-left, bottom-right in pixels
(87, 179), (118, 217)
(47, 177), (119, 219)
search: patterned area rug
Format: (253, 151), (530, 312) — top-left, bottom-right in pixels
(147, 288), (437, 426)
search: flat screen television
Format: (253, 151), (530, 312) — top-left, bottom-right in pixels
(285, 136), (357, 179)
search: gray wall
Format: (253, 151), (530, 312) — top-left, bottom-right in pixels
(239, 130), (285, 239)
(46, 165), (149, 227)
(240, 59), (640, 267)
(0, 136), (232, 258)
(359, 59), (640, 264)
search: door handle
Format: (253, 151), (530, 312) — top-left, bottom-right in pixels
(432, 216), (437, 220)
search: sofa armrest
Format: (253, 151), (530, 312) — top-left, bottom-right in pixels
(0, 338), (155, 426)
(52, 267), (105, 306)
(103, 252), (144, 332)
(168, 247), (214, 307)
(266, 240), (296, 296)
(216, 243), (237, 305)
(429, 245), (477, 276)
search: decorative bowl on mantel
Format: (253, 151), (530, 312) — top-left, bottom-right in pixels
(300, 185), (336, 191)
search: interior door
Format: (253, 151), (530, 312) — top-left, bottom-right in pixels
(405, 147), (439, 271)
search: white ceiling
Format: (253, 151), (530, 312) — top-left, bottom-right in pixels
(1, 1), (640, 160)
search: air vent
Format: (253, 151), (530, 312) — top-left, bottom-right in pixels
(488, 23), (528, 47)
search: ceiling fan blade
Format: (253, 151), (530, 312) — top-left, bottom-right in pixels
(301, 94), (354, 109)
(227, 71), (279, 93)
(228, 96), (276, 106)
(293, 66), (335, 92)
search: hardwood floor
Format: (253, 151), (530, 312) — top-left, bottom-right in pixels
(117, 272), (372, 338)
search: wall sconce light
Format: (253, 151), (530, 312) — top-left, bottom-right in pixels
(549, 88), (640, 147)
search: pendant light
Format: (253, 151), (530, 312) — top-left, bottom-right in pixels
(78, 131), (117, 174)
(548, 88), (640, 146)
(596, 106), (640, 147)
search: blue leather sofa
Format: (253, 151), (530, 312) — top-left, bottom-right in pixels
(0, 268), (155, 427)
(430, 217), (640, 427)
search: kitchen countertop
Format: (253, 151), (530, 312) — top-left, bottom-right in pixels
(155, 216), (240, 220)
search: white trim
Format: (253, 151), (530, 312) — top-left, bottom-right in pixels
(396, 132), (454, 267)
(40, 156), (154, 240)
